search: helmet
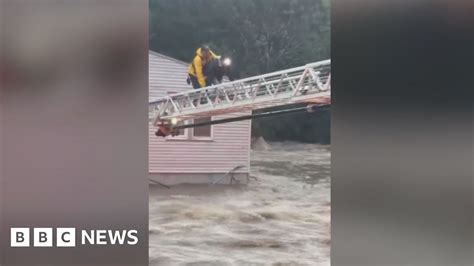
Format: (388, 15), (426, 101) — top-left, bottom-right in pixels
(200, 44), (210, 52)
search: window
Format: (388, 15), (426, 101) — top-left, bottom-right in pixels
(192, 117), (212, 139)
(161, 112), (212, 141)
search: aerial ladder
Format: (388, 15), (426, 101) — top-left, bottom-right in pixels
(149, 59), (331, 137)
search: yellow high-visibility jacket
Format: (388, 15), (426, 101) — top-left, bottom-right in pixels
(188, 48), (219, 87)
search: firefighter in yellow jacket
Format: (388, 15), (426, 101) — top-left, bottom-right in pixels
(187, 45), (219, 89)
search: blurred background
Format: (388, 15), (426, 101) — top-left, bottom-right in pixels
(0, 1), (148, 264)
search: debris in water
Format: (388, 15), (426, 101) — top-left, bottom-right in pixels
(251, 136), (272, 151)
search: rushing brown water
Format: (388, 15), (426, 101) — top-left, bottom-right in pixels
(149, 142), (331, 266)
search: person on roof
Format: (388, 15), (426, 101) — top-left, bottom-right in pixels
(187, 45), (219, 89)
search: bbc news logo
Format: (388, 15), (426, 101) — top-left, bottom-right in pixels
(10, 228), (139, 247)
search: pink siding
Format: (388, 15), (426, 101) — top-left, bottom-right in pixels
(149, 52), (189, 101)
(149, 51), (251, 174)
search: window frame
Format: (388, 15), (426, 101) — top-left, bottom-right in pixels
(163, 118), (214, 142)
(191, 117), (213, 141)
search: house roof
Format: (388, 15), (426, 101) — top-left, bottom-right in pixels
(149, 50), (190, 102)
(149, 50), (188, 67)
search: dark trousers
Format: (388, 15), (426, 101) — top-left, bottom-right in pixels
(189, 63), (213, 89)
(189, 74), (201, 89)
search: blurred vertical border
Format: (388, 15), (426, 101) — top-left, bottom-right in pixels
(332, 0), (473, 265)
(1, 0), (149, 265)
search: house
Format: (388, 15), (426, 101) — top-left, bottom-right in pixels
(148, 51), (251, 185)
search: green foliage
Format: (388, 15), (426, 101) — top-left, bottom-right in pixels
(150, 0), (330, 143)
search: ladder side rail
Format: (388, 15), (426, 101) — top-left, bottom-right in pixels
(152, 72), (328, 119)
(155, 92), (330, 122)
(156, 90), (330, 121)
(150, 68), (308, 112)
(154, 70), (329, 110)
(292, 68), (309, 96)
(149, 60), (330, 123)
(273, 74), (286, 97)
(148, 60), (330, 106)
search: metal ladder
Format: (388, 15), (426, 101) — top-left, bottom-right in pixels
(149, 59), (331, 126)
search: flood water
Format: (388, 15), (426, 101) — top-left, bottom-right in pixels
(149, 142), (331, 266)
